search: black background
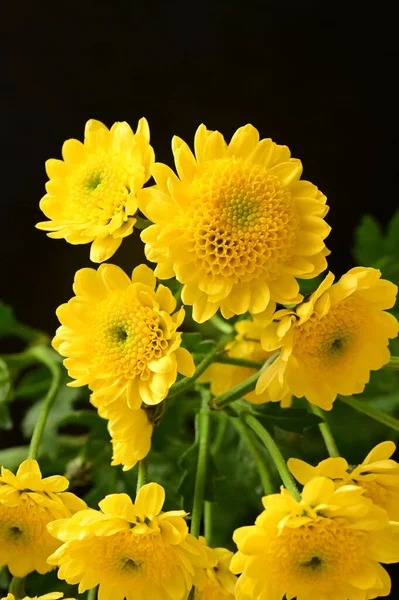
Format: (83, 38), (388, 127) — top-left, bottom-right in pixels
(2, 0), (399, 594)
(2, 0), (397, 334)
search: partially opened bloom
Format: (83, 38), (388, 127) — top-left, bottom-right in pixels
(48, 483), (216, 600)
(140, 123), (330, 322)
(53, 263), (195, 408)
(256, 268), (398, 409)
(2, 594), (76, 600)
(92, 391), (153, 471)
(0, 459), (86, 577)
(37, 118), (154, 262)
(231, 477), (399, 600)
(288, 441), (399, 520)
(199, 319), (291, 406)
(195, 539), (236, 599)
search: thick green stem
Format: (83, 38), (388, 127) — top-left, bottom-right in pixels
(27, 347), (62, 460)
(232, 417), (274, 494)
(9, 576), (26, 599)
(136, 459), (148, 493)
(309, 404), (340, 457)
(87, 587), (98, 600)
(168, 334), (234, 399)
(242, 412), (300, 500)
(209, 353), (279, 410)
(190, 396), (212, 538)
(384, 356), (399, 370)
(339, 396), (399, 431)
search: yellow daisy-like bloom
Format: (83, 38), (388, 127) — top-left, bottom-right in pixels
(36, 118), (154, 263)
(288, 441), (399, 520)
(53, 263), (195, 407)
(2, 594), (76, 600)
(195, 539), (236, 600)
(231, 477), (399, 600)
(256, 267), (398, 410)
(53, 263), (195, 470)
(47, 483), (216, 600)
(0, 459), (86, 577)
(140, 123), (330, 322)
(200, 319), (291, 407)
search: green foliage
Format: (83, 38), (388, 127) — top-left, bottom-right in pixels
(353, 210), (399, 301)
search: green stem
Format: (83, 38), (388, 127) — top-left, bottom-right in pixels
(309, 404), (340, 457)
(212, 412), (228, 455)
(338, 395), (399, 431)
(209, 353), (279, 410)
(168, 334), (234, 399)
(9, 576), (26, 599)
(210, 313), (234, 334)
(204, 500), (213, 546)
(384, 356), (399, 370)
(136, 459), (148, 493)
(87, 587), (98, 600)
(194, 354), (263, 370)
(241, 412), (300, 500)
(190, 395), (212, 538)
(27, 347), (62, 460)
(232, 417), (274, 494)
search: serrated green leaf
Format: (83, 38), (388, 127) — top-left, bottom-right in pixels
(353, 215), (384, 265)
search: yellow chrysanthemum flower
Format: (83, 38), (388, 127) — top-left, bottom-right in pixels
(195, 539), (236, 600)
(53, 263), (195, 407)
(200, 319), (291, 407)
(47, 483), (216, 600)
(140, 123), (330, 322)
(92, 391), (153, 471)
(2, 594), (75, 600)
(288, 441), (399, 520)
(36, 118), (154, 263)
(231, 477), (399, 600)
(256, 267), (398, 410)
(0, 459), (86, 577)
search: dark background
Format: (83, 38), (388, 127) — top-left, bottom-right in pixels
(2, 0), (397, 335)
(2, 0), (399, 594)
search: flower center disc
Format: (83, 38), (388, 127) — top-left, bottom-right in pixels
(67, 153), (131, 222)
(293, 296), (369, 372)
(92, 293), (168, 379)
(179, 158), (299, 283)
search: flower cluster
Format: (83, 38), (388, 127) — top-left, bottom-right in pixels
(14, 117), (397, 600)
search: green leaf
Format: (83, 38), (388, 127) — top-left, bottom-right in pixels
(181, 332), (215, 354)
(22, 376), (82, 459)
(252, 405), (324, 434)
(0, 402), (12, 431)
(0, 358), (10, 403)
(353, 215), (384, 265)
(0, 301), (47, 343)
(385, 210), (399, 255)
(0, 446), (29, 470)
